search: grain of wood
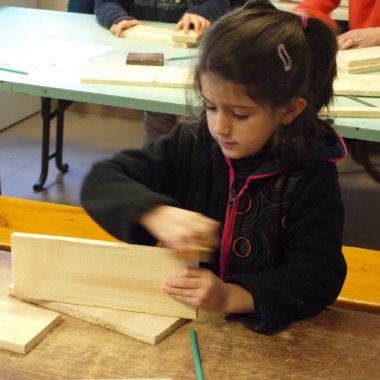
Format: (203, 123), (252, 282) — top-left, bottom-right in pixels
(11, 233), (198, 319)
(0, 299), (61, 354)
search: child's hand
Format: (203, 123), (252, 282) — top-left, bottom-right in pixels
(164, 268), (255, 313)
(139, 205), (220, 252)
(163, 267), (230, 310)
(337, 27), (380, 50)
(175, 13), (211, 34)
(110, 19), (143, 37)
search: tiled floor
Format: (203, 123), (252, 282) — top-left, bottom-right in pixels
(0, 108), (379, 250)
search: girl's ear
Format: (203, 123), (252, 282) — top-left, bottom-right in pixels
(280, 97), (307, 125)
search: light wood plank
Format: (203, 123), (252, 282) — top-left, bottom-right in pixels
(337, 46), (380, 68)
(8, 284), (185, 345)
(0, 299), (61, 354)
(320, 106), (380, 118)
(338, 62), (380, 74)
(123, 24), (189, 48)
(80, 64), (193, 88)
(11, 233), (197, 319)
(334, 74), (380, 97)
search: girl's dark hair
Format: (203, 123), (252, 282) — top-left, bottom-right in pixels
(193, 0), (338, 168)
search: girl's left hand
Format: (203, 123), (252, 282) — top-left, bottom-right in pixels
(175, 13), (211, 34)
(163, 267), (230, 311)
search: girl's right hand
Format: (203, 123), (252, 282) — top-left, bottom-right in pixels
(110, 19), (143, 37)
(139, 205), (220, 253)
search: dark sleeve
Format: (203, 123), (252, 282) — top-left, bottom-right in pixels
(227, 162), (347, 333)
(185, 0), (230, 22)
(94, 0), (133, 28)
(67, 0), (94, 14)
(80, 126), (186, 244)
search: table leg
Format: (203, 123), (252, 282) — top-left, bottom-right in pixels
(350, 140), (380, 183)
(33, 98), (73, 192)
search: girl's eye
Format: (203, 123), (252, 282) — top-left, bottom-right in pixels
(232, 112), (249, 120)
(205, 104), (216, 112)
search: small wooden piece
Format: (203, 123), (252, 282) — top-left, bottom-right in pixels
(11, 233), (197, 319)
(172, 30), (201, 45)
(0, 299), (61, 354)
(126, 52), (164, 66)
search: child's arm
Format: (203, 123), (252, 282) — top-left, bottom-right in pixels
(95, 0), (140, 36)
(175, 0), (230, 34)
(163, 268), (254, 313)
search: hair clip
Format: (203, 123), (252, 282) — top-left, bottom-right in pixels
(298, 12), (308, 29)
(277, 43), (292, 72)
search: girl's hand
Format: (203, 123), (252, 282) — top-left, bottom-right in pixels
(175, 13), (211, 34)
(163, 268), (255, 313)
(337, 27), (380, 50)
(163, 267), (230, 310)
(110, 19), (143, 37)
(139, 205), (220, 253)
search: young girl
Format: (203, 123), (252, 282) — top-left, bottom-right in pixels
(81, 0), (347, 333)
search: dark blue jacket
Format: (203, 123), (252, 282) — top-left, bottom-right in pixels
(95, 0), (230, 28)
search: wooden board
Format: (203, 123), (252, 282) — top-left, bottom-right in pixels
(0, 299), (61, 354)
(334, 74), (380, 97)
(337, 46), (380, 67)
(8, 285), (185, 345)
(80, 63), (193, 88)
(123, 25), (191, 48)
(320, 106), (380, 118)
(11, 233), (197, 319)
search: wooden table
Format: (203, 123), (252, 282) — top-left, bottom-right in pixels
(1, 251), (379, 380)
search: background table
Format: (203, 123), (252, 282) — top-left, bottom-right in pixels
(1, 6), (380, 189)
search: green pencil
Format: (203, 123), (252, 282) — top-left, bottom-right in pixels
(189, 328), (204, 380)
(0, 67), (28, 75)
(166, 55), (198, 61)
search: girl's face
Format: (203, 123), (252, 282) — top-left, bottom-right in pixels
(201, 72), (289, 160)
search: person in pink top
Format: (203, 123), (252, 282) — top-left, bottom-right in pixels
(295, 0), (380, 49)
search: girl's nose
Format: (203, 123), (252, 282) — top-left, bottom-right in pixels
(214, 112), (230, 135)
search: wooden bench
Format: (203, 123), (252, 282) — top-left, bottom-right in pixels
(0, 195), (379, 313)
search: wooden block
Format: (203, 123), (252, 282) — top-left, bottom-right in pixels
(338, 62), (380, 74)
(337, 46), (380, 68)
(334, 74), (380, 97)
(123, 25), (191, 48)
(80, 64), (193, 88)
(8, 285), (185, 345)
(172, 30), (201, 45)
(126, 52), (164, 66)
(320, 106), (380, 118)
(11, 233), (197, 319)
(0, 299), (61, 354)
